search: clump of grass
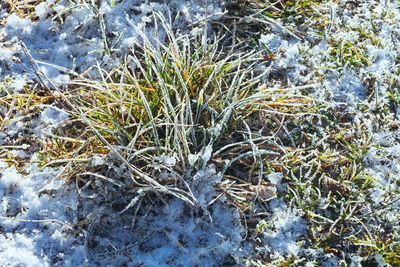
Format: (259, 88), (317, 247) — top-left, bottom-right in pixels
(267, 97), (400, 264)
(0, 78), (81, 173)
(72, 19), (256, 156)
(53, 11), (316, 216)
(62, 13), (261, 205)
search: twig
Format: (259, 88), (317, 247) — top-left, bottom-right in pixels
(207, 182), (235, 207)
(360, 195), (400, 218)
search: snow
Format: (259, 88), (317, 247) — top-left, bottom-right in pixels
(156, 154), (177, 167)
(0, 233), (47, 267)
(0, 160), (84, 266)
(256, 198), (307, 257)
(1, 0), (223, 82)
(35, 0), (55, 20)
(40, 106), (69, 125)
(259, 33), (284, 54)
(70, 164), (246, 266)
(267, 172), (286, 192)
(0, 119), (250, 265)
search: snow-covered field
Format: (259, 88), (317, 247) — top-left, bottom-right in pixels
(1, 0), (400, 266)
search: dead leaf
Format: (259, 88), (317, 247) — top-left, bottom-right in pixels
(249, 182), (277, 200)
(322, 175), (347, 195)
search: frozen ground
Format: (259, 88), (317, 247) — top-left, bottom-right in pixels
(0, 0), (223, 83)
(1, 1), (252, 266)
(1, 0), (400, 266)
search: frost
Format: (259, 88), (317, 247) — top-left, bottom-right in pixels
(39, 106), (69, 125)
(201, 144), (213, 166)
(260, 33), (283, 53)
(1, 0), (400, 265)
(33, 105), (69, 137)
(188, 153), (199, 166)
(1, 0), (223, 82)
(0, 47), (13, 61)
(0, 160), (83, 265)
(35, 1), (53, 19)
(0, 234), (47, 267)
(157, 154), (177, 167)
(267, 172), (285, 192)
(91, 155), (105, 166)
(257, 198), (307, 257)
